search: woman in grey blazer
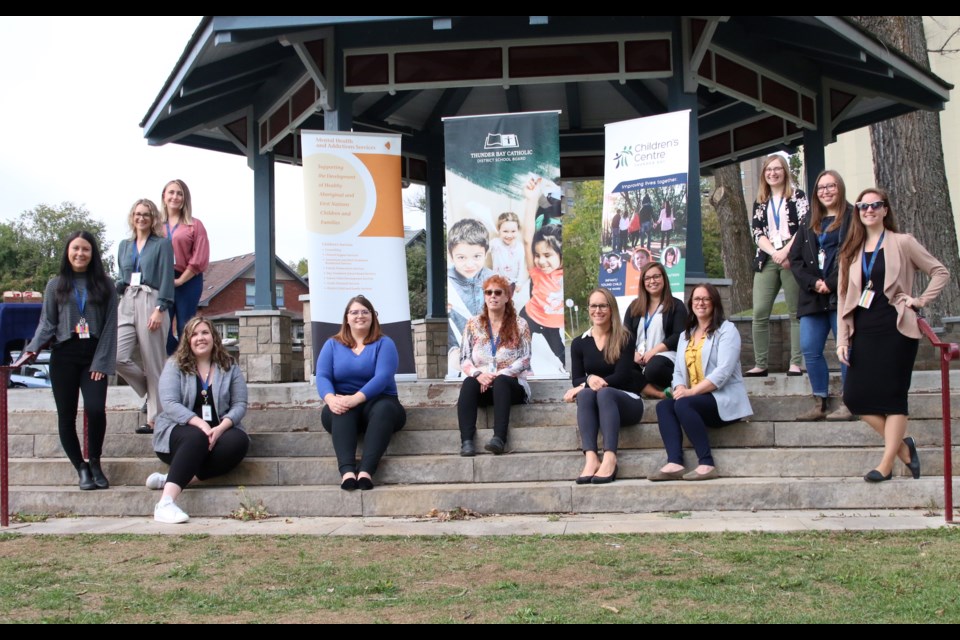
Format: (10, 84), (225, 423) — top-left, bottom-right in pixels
(146, 316), (250, 523)
(649, 283), (752, 481)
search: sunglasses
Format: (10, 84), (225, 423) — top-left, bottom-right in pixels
(855, 201), (886, 211)
(484, 289), (505, 297)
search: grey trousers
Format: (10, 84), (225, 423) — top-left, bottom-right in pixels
(116, 285), (170, 423)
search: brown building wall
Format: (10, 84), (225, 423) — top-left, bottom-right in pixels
(201, 277), (309, 318)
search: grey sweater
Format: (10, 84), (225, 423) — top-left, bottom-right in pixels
(26, 273), (118, 374)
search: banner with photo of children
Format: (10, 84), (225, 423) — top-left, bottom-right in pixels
(442, 111), (564, 379)
(602, 111), (690, 308)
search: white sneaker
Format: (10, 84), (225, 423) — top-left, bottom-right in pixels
(154, 499), (189, 524)
(145, 472), (167, 490)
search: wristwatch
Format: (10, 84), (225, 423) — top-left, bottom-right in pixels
(472, 370), (482, 378)
(155, 305), (166, 313)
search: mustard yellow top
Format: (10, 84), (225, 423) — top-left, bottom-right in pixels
(684, 333), (707, 386)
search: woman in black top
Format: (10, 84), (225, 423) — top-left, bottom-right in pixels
(564, 287), (643, 485)
(623, 262), (687, 399)
(23, 231), (118, 490)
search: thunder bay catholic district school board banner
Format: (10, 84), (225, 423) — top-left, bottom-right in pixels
(300, 130), (415, 377)
(443, 111), (564, 379)
(601, 111), (690, 310)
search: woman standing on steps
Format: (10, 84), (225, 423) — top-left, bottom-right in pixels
(837, 188), (949, 483)
(22, 231), (118, 490)
(564, 287), (643, 485)
(148, 317), (250, 524)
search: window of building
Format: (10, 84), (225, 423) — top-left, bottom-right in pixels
(245, 282), (284, 307)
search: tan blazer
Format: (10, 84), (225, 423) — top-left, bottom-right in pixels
(837, 232), (949, 348)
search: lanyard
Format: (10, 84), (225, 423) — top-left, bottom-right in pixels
(132, 240), (143, 273)
(770, 197), (784, 232)
(199, 367), (213, 403)
(861, 231), (886, 290)
(73, 282), (87, 317)
(642, 304), (662, 336)
(165, 221), (179, 239)
(487, 318), (500, 358)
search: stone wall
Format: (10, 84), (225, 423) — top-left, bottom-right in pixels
(412, 318), (448, 379)
(237, 310), (293, 382)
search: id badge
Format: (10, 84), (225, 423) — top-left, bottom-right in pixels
(772, 235), (783, 250)
(202, 404), (213, 422)
(130, 272), (142, 287)
(817, 249), (825, 271)
(76, 319), (90, 339)
(858, 288), (875, 309)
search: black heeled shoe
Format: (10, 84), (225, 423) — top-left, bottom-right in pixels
(78, 463), (96, 491)
(88, 459), (109, 489)
(591, 465), (618, 484)
(575, 474), (595, 485)
(864, 469), (893, 483)
(340, 476), (359, 491)
(903, 437), (921, 479)
(358, 476), (374, 491)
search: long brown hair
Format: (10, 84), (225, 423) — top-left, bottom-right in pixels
(174, 316), (234, 374)
(809, 169), (848, 233)
(332, 295), (383, 348)
(628, 262), (675, 318)
(478, 274), (521, 349)
(838, 187), (899, 298)
(588, 287), (631, 365)
(683, 283), (726, 339)
(756, 154), (795, 203)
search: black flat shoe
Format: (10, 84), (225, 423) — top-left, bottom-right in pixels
(786, 369), (804, 377)
(357, 477), (374, 491)
(460, 440), (476, 457)
(575, 475), (595, 485)
(591, 466), (618, 484)
(340, 476), (359, 491)
(903, 437), (921, 479)
(78, 463), (96, 491)
(484, 436), (506, 455)
(88, 459), (109, 490)
(135, 424), (154, 435)
(743, 369), (768, 377)
(864, 469), (893, 483)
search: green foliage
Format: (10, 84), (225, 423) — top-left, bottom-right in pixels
(700, 176), (724, 278)
(406, 238), (427, 320)
(287, 257), (309, 277)
(563, 181), (603, 335)
(0, 202), (112, 292)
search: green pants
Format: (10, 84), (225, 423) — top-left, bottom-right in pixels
(751, 258), (801, 369)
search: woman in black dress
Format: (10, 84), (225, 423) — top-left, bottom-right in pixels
(837, 188), (949, 482)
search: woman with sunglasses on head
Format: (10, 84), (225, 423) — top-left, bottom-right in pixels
(457, 275), (532, 457)
(623, 262), (687, 399)
(564, 287), (643, 485)
(837, 188), (949, 483)
(746, 154), (808, 377)
(649, 284), (752, 482)
(316, 295), (406, 490)
(116, 199), (174, 435)
(788, 170), (854, 421)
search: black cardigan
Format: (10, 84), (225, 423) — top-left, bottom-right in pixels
(623, 300), (688, 352)
(788, 203), (852, 317)
(569, 332), (641, 393)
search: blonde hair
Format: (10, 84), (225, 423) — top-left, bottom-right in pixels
(160, 179), (194, 224)
(588, 287), (630, 365)
(127, 198), (163, 238)
(756, 155), (795, 203)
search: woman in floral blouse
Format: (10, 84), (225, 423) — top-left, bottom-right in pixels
(456, 274), (532, 457)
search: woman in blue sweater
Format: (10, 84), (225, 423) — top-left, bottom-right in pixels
(316, 295), (406, 490)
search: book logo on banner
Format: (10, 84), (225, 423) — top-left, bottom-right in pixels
(484, 133), (520, 149)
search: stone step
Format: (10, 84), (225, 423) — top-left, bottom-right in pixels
(10, 477), (960, 518)
(12, 446), (960, 487)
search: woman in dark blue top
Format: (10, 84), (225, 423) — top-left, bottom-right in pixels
(315, 295), (406, 490)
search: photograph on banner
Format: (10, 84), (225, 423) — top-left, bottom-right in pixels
(602, 111), (690, 308)
(443, 111), (564, 379)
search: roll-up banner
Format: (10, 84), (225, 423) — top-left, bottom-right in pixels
(602, 111), (690, 308)
(301, 130), (415, 378)
(443, 111), (564, 379)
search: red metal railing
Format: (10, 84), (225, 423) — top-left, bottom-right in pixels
(0, 367), (9, 527)
(916, 316), (959, 524)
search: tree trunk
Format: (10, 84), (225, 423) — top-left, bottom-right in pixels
(710, 164), (755, 314)
(854, 16), (960, 324)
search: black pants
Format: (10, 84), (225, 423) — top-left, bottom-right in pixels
(519, 306), (565, 365)
(157, 424), (250, 488)
(457, 375), (526, 442)
(639, 355), (675, 390)
(321, 395), (406, 475)
(656, 394), (733, 467)
(49, 337), (108, 469)
(577, 387), (644, 454)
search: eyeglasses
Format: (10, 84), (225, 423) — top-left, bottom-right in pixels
(643, 273), (663, 282)
(764, 166), (784, 174)
(855, 201), (886, 211)
(588, 303), (610, 311)
(816, 183), (838, 193)
(348, 309), (371, 317)
(484, 289), (505, 297)
(691, 297), (712, 305)
(133, 213), (153, 219)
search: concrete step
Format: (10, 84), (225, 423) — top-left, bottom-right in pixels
(10, 477), (960, 518)
(12, 446), (960, 487)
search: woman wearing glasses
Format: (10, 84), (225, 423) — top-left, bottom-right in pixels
(649, 283), (752, 481)
(837, 189), (949, 482)
(788, 170), (853, 421)
(746, 154), (808, 377)
(623, 262), (687, 399)
(116, 199), (174, 435)
(457, 275), (532, 457)
(316, 295), (406, 490)
(564, 287), (643, 484)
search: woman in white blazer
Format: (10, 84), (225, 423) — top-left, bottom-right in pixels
(649, 283), (752, 481)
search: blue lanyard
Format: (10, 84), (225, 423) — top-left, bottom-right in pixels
(642, 304), (662, 336)
(165, 221), (179, 239)
(132, 240), (143, 273)
(861, 231), (885, 289)
(817, 217), (832, 248)
(73, 283), (87, 317)
(770, 197), (784, 232)
(487, 319), (500, 358)
(199, 368), (213, 402)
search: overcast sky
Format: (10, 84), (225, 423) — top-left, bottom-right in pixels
(0, 16), (425, 267)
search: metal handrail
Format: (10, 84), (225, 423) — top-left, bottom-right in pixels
(915, 315), (959, 524)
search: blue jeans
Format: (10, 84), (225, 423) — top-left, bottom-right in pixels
(799, 311), (846, 397)
(167, 273), (204, 355)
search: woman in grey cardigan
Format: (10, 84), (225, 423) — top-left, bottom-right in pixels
(649, 283), (752, 481)
(147, 316), (249, 524)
